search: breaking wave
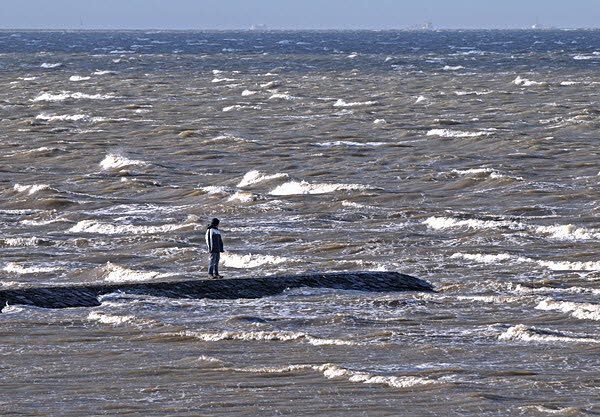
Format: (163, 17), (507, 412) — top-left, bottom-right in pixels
(536, 299), (600, 321)
(426, 129), (493, 138)
(176, 329), (359, 346)
(69, 220), (191, 235)
(424, 216), (600, 242)
(237, 170), (288, 187)
(99, 152), (149, 170)
(31, 91), (115, 102)
(270, 180), (369, 195)
(499, 324), (600, 344)
(333, 99), (377, 107)
(221, 252), (289, 269)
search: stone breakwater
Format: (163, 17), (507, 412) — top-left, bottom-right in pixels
(0, 272), (433, 310)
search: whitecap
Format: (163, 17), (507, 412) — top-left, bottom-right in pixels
(426, 129), (493, 138)
(227, 191), (260, 203)
(3, 262), (61, 275)
(499, 324), (600, 344)
(101, 262), (167, 283)
(212, 77), (237, 83)
(69, 220), (189, 235)
(241, 89), (257, 96)
(31, 91), (115, 102)
(513, 76), (545, 87)
(0, 237), (45, 247)
(314, 141), (386, 148)
(268, 93), (298, 101)
(536, 299), (600, 321)
(373, 119), (387, 124)
(270, 180), (369, 196)
(333, 99), (377, 108)
(40, 62), (63, 69)
(237, 170), (288, 187)
(87, 311), (140, 325)
(13, 183), (50, 195)
(221, 252), (288, 269)
(99, 152), (148, 170)
(177, 329), (358, 346)
(69, 75), (91, 82)
(316, 364), (435, 388)
(442, 65), (465, 71)
(415, 96), (427, 103)
(222, 104), (261, 112)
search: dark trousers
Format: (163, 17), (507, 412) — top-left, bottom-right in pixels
(208, 252), (220, 276)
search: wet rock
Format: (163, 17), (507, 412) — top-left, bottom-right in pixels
(0, 271), (434, 311)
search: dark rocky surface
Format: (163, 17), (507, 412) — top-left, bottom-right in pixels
(0, 272), (433, 311)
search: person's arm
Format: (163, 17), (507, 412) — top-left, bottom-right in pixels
(205, 229), (213, 252)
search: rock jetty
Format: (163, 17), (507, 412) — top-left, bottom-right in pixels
(0, 271), (434, 311)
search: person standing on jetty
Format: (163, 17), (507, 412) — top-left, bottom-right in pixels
(205, 218), (224, 278)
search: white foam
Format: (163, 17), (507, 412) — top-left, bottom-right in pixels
(270, 180), (369, 196)
(315, 140), (386, 148)
(93, 70), (118, 75)
(533, 224), (600, 241)
(442, 65), (465, 71)
(373, 119), (387, 124)
(537, 259), (600, 271)
(13, 183), (50, 195)
(415, 95), (427, 103)
(69, 75), (91, 82)
(102, 262), (165, 283)
(32, 91), (115, 102)
(99, 152), (148, 170)
(427, 129), (493, 138)
(201, 186), (233, 195)
(3, 262), (61, 275)
(40, 62), (63, 69)
(260, 81), (277, 89)
(268, 93), (298, 100)
(241, 89), (257, 96)
(227, 191), (260, 203)
(499, 324), (600, 344)
(316, 364), (435, 388)
(87, 311), (139, 325)
(514, 284), (600, 296)
(513, 76), (545, 87)
(536, 299), (600, 321)
(222, 105), (261, 112)
(333, 99), (377, 108)
(234, 363), (435, 389)
(237, 170), (288, 188)
(178, 330), (358, 346)
(573, 54), (600, 60)
(424, 216), (518, 231)
(455, 91), (492, 96)
(1, 237), (43, 247)
(450, 168), (510, 179)
(212, 77), (237, 83)
(451, 253), (514, 264)
(69, 220), (189, 235)
(36, 113), (112, 123)
(426, 215), (600, 242)
(221, 252), (288, 269)
(452, 251), (600, 272)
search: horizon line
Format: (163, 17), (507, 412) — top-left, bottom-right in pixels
(1, 26), (599, 32)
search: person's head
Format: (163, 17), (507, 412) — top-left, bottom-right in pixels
(210, 218), (220, 228)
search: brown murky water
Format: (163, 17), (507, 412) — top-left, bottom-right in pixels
(1, 30), (599, 416)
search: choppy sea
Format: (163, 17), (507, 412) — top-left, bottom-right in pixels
(1, 30), (599, 416)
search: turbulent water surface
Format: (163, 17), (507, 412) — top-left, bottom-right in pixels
(1, 30), (600, 416)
